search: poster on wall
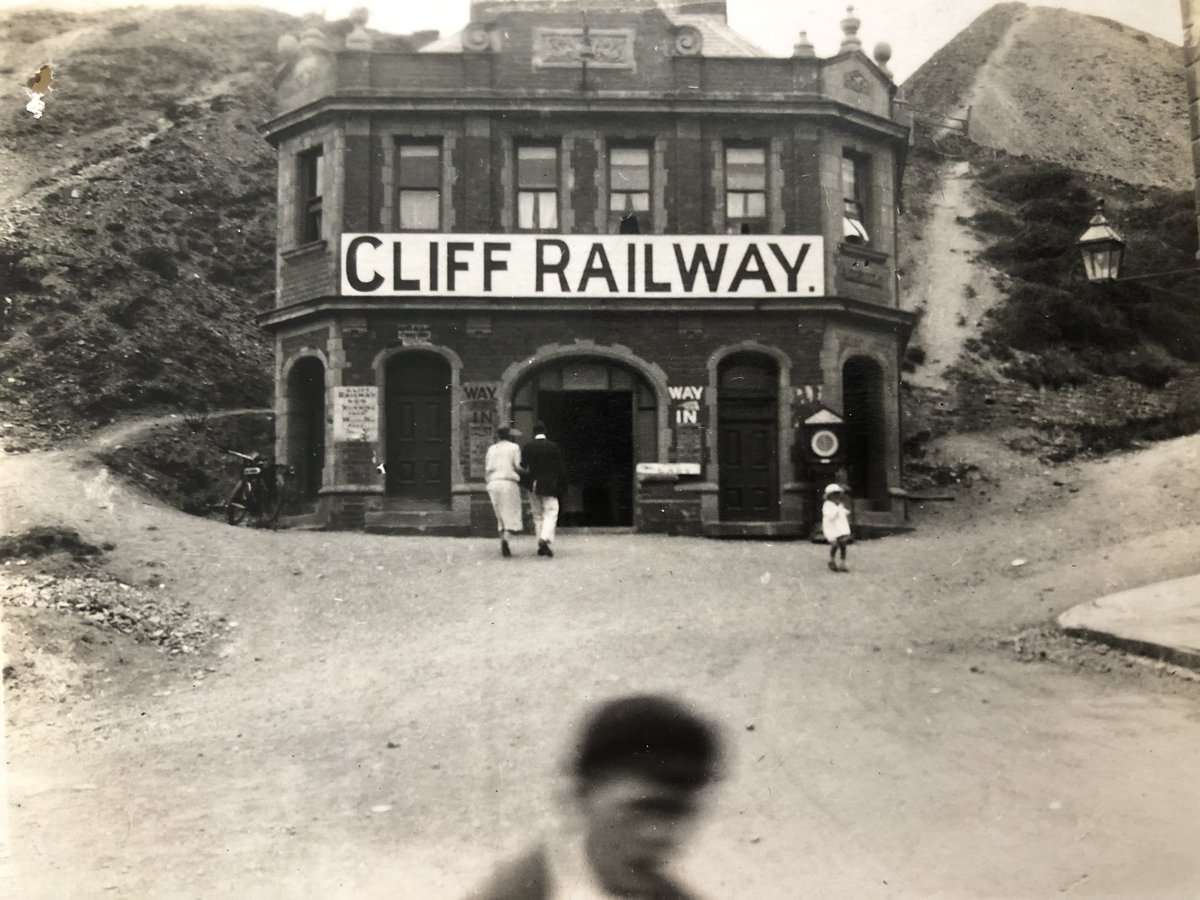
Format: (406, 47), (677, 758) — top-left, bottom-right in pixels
(332, 386), (379, 442)
(673, 424), (705, 466)
(463, 382), (500, 479)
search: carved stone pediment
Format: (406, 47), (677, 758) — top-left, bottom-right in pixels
(533, 28), (636, 70)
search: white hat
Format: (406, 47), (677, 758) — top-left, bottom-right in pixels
(824, 483), (843, 496)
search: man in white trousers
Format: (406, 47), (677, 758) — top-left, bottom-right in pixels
(521, 422), (569, 558)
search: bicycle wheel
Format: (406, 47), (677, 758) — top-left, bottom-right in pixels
(226, 481), (250, 526)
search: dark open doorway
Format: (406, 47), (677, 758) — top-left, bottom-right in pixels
(287, 357), (325, 503)
(537, 390), (634, 527)
(842, 356), (888, 509)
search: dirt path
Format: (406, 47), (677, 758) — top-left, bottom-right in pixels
(902, 8), (1033, 391)
(4, 421), (1200, 898)
(903, 159), (1004, 390)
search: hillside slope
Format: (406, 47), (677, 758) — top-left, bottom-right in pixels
(903, 3), (1190, 189)
(0, 6), (295, 450)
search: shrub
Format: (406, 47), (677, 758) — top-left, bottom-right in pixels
(1001, 349), (1091, 389)
(133, 246), (179, 280)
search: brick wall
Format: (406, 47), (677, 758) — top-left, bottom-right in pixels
(346, 310), (825, 388)
(278, 112), (897, 306)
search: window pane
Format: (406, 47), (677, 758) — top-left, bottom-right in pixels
(537, 191), (558, 229)
(726, 193), (744, 218)
(301, 149), (323, 199)
(518, 146), (557, 188)
(611, 191), (650, 213)
(400, 190), (440, 229)
(611, 147), (650, 191)
(400, 144), (440, 188)
(746, 192), (766, 217)
(518, 192), (537, 229)
(841, 155), (858, 199)
(726, 147), (765, 190)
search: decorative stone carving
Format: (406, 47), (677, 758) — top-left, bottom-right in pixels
(533, 28), (635, 70)
(463, 23), (492, 53)
(844, 69), (871, 95)
(673, 25), (703, 57)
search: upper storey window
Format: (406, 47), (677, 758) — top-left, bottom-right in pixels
(609, 146), (651, 234)
(397, 143), (441, 231)
(842, 152), (871, 244)
(725, 146), (766, 234)
(298, 146), (323, 244)
(517, 144), (559, 232)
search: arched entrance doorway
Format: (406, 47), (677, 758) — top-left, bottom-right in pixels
(287, 357), (326, 502)
(842, 356), (888, 508)
(511, 359), (658, 527)
(717, 353), (780, 521)
(384, 351), (452, 503)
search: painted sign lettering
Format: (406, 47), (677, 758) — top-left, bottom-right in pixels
(333, 385), (378, 442)
(342, 234), (824, 298)
(669, 386), (705, 426)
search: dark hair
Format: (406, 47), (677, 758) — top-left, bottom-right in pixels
(572, 694), (722, 791)
(496, 426), (511, 440)
(533, 421), (547, 436)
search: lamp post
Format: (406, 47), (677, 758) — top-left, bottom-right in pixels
(1076, 201), (1200, 288)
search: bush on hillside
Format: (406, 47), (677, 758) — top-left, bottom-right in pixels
(97, 414), (275, 517)
(966, 154), (1200, 384)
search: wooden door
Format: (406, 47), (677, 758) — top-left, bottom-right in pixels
(718, 407), (778, 521)
(385, 355), (450, 502)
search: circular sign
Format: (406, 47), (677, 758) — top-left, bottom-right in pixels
(810, 428), (839, 459)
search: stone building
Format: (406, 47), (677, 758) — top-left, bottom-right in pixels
(259, 0), (915, 536)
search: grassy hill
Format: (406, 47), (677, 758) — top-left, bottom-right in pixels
(0, 6), (295, 450)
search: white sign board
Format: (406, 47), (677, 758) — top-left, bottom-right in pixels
(333, 386), (378, 442)
(636, 462), (702, 476)
(341, 234), (823, 299)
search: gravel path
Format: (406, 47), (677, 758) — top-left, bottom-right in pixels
(3, 420), (1200, 898)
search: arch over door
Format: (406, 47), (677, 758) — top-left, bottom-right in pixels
(718, 353), (779, 521)
(842, 356), (888, 508)
(287, 357), (326, 502)
(385, 352), (451, 502)
(511, 358), (657, 527)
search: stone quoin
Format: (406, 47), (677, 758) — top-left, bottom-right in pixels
(259, 0), (916, 537)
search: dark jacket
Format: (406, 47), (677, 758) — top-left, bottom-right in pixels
(471, 844), (694, 900)
(521, 437), (569, 499)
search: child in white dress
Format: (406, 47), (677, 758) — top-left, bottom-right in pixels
(822, 483), (852, 572)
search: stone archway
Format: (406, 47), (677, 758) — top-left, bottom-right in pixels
(510, 356), (660, 527)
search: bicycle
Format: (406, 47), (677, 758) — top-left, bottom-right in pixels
(222, 449), (289, 528)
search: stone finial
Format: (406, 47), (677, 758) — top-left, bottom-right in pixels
(792, 30), (815, 59)
(299, 14), (331, 53)
(873, 41), (892, 76)
(277, 33), (299, 61)
(840, 5), (862, 53)
(345, 6), (373, 51)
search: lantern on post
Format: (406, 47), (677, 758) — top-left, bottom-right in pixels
(1076, 201), (1125, 284)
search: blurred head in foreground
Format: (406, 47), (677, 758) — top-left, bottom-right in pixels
(567, 694), (723, 895)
